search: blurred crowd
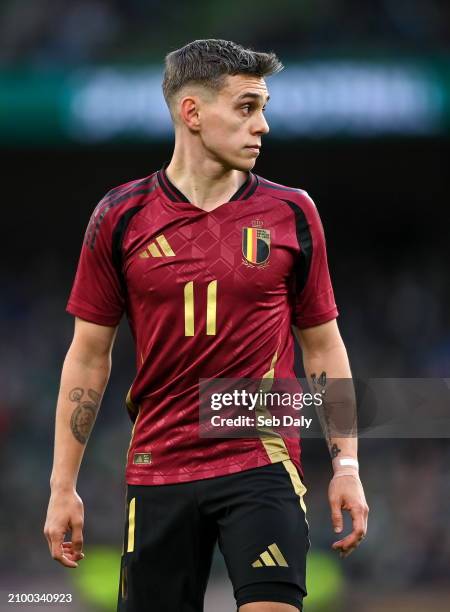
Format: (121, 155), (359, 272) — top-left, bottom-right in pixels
(1, 0), (450, 67)
(0, 250), (449, 589)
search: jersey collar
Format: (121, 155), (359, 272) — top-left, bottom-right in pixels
(157, 163), (258, 204)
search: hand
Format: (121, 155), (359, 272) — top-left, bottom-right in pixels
(328, 474), (369, 558)
(44, 489), (85, 568)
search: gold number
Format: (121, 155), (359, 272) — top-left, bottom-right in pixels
(184, 280), (217, 336)
(184, 281), (195, 336)
(206, 280), (217, 335)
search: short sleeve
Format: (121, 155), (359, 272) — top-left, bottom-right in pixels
(66, 201), (124, 326)
(291, 193), (338, 329)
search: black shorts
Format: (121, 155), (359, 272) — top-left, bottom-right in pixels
(117, 460), (310, 612)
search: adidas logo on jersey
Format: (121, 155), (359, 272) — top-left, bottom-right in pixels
(133, 453), (152, 464)
(139, 234), (175, 258)
(252, 543), (289, 568)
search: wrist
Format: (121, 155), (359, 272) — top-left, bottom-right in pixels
(332, 455), (359, 477)
(332, 471), (361, 481)
(50, 477), (76, 493)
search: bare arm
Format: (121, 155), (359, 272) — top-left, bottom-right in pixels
(44, 317), (118, 567)
(294, 319), (369, 558)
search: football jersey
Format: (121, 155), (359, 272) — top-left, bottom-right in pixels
(67, 165), (338, 485)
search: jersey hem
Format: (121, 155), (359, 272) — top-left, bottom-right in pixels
(125, 452), (302, 486)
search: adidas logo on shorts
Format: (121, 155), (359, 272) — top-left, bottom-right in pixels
(252, 543), (289, 567)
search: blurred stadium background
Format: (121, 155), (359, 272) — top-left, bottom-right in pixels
(1, 0), (449, 610)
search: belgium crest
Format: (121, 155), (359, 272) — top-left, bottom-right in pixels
(242, 227), (271, 266)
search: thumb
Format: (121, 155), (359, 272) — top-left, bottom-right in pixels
(331, 504), (343, 533)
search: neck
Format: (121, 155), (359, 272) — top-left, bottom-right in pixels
(165, 138), (248, 211)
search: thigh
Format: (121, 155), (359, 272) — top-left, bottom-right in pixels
(216, 461), (310, 611)
(117, 483), (217, 612)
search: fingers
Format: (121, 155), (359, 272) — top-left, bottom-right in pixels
(44, 523), (85, 568)
(332, 501), (369, 558)
(332, 527), (364, 557)
(53, 540), (84, 567)
(45, 529), (78, 568)
(63, 541), (85, 562)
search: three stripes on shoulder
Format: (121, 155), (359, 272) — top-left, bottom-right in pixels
(139, 234), (175, 258)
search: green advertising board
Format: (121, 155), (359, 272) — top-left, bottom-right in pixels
(1, 59), (449, 145)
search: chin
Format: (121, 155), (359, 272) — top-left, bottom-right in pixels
(232, 157), (256, 172)
(213, 151), (256, 173)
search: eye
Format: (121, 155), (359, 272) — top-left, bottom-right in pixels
(241, 104), (251, 114)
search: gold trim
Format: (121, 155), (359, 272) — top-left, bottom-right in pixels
(184, 281), (194, 336)
(256, 349), (290, 462)
(125, 388), (140, 464)
(156, 234), (175, 256)
(252, 559), (263, 568)
(148, 242), (162, 257)
(120, 565), (127, 599)
(206, 280), (217, 335)
(125, 388), (137, 414)
(282, 459), (308, 515)
(127, 498), (136, 553)
(126, 412), (141, 463)
(268, 543), (289, 567)
(260, 550), (276, 566)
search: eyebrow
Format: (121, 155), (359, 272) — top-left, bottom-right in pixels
(236, 92), (270, 104)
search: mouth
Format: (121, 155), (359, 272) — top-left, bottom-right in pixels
(245, 145), (261, 154)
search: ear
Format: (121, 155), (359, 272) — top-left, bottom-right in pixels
(179, 96), (201, 131)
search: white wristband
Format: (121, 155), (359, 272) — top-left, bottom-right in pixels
(336, 457), (359, 469)
(332, 455), (359, 473)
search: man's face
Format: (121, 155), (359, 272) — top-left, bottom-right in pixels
(196, 74), (270, 171)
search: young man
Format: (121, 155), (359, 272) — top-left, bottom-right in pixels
(44, 39), (368, 612)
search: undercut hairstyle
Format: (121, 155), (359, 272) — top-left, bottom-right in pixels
(162, 39), (283, 110)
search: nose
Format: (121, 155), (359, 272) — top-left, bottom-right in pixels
(252, 111), (270, 136)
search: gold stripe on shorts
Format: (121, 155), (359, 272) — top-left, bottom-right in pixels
(282, 459), (307, 515)
(127, 497), (136, 552)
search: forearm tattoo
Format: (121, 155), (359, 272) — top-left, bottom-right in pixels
(311, 371), (333, 451)
(310, 370), (356, 457)
(330, 443), (342, 458)
(69, 387), (101, 444)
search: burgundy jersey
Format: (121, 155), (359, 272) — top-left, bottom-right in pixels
(67, 166), (338, 485)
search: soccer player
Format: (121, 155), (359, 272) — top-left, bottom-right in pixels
(44, 39), (369, 612)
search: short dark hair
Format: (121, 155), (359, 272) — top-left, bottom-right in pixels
(162, 39), (283, 107)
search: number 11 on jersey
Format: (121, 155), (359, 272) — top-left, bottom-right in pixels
(184, 280), (217, 336)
